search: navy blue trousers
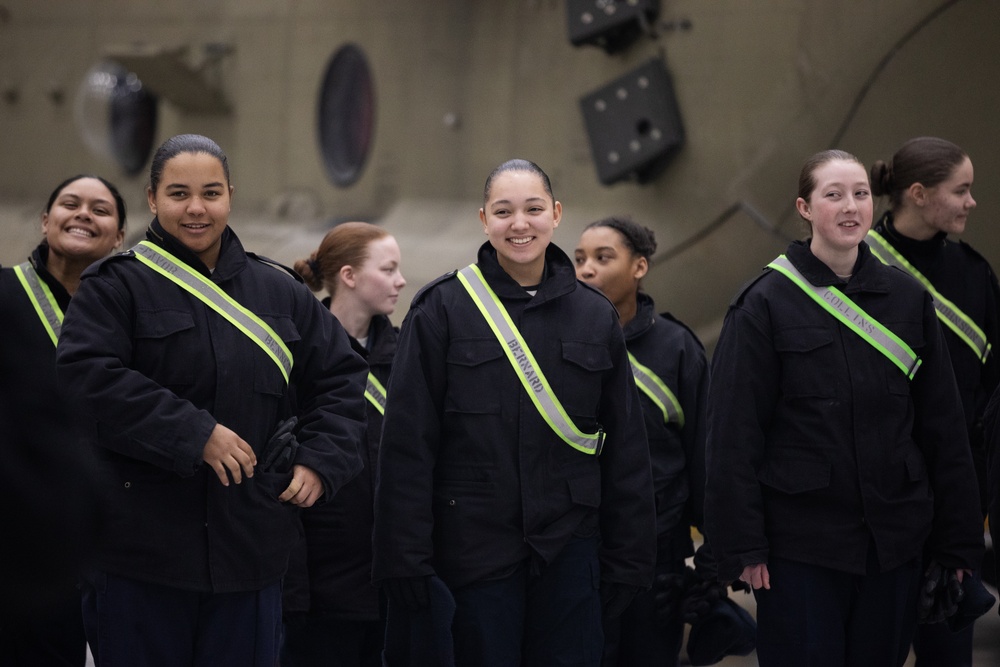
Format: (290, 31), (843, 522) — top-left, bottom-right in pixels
(450, 536), (603, 667)
(912, 617), (974, 667)
(81, 571), (281, 667)
(281, 613), (386, 667)
(601, 559), (684, 667)
(753, 550), (921, 667)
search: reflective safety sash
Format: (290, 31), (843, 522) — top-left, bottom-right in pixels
(768, 255), (922, 379)
(628, 352), (684, 426)
(456, 264), (604, 455)
(366, 372), (387, 415)
(13, 262), (63, 346)
(867, 230), (991, 363)
(131, 241), (294, 383)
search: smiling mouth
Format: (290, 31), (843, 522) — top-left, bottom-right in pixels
(66, 227), (96, 238)
(509, 236), (534, 246)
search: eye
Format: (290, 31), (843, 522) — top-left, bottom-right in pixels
(855, 189), (870, 198)
(826, 192), (841, 199)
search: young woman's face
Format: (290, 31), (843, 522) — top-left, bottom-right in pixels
(42, 177), (124, 263)
(574, 226), (646, 309)
(351, 235), (406, 317)
(796, 159), (873, 257)
(479, 170), (561, 284)
(147, 152), (232, 268)
(919, 156), (976, 236)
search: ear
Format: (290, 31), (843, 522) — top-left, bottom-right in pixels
(795, 197), (811, 221)
(479, 208), (488, 234)
(146, 186), (157, 215)
(41, 211), (50, 236)
(113, 228), (125, 250)
(633, 255), (649, 281)
(552, 200), (562, 229)
(908, 182), (927, 207)
(339, 264), (357, 290)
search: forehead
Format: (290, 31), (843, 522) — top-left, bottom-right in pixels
(486, 170), (549, 203)
(365, 235), (400, 259)
(161, 151), (227, 183)
(57, 177), (113, 201)
(812, 159), (868, 187)
(579, 225), (626, 250)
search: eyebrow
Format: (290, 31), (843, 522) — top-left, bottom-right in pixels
(491, 197), (547, 206)
(59, 193), (113, 206)
(164, 182), (226, 189)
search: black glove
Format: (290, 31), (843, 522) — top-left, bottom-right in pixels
(917, 560), (965, 624)
(653, 572), (687, 626)
(382, 576), (431, 612)
(260, 417), (299, 474)
(601, 582), (641, 619)
(679, 566), (727, 625)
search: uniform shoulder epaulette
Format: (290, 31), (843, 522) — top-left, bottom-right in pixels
(247, 252), (304, 283)
(730, 267), (772, 307)
(410, 269), (458, 306)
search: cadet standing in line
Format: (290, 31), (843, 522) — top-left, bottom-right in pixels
(282, 222), (406, 667)
(705, 149), (983, 667)
(55, 134), (368, 666)
(0, 175), (125, 666)
(867, 136), (999, 667)
(574, 217), (711, 667)
(372, 159), (656, 666)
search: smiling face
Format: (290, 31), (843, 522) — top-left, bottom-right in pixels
(796, 158), (873, 260)
(42, 177), (124, 263)
(919, 156), (976, 236)
(351, 235), (406, 317)
(147, 151), (232, 269)
(479, 170), (562, 286)
(574, 226), (647, 311)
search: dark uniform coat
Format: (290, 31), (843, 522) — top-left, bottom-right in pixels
(284, 313), (397, 619)
(706, 240), (983, 583)
(624, 293), (709, 564)
(371, 242), (656, 591)
(56, 220), (368, 593)
(873, 212), (1000, 513)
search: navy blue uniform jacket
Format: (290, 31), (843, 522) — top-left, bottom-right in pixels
(371, 242), (656, 590)
(706, 240), (983, 582)
(624, 294), (709, 564)
(56, 221), (367, 593)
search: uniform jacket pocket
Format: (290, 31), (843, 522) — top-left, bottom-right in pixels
(757, 458), (831, 494)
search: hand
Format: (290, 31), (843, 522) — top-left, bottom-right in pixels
(601, 582), (641, 619)
(739, 563), (770, 590)
(382, 576), (431, 612)
(203, 423), (256, 486)
(278, 464), (324, 507)
(679, 567), (727, 624)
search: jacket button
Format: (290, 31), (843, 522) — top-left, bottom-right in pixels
(124, 482), (131, 489)
(449, 499), (456, 506)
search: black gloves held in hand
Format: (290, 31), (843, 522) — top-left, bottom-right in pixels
(917, 560), (964, 624)
(382, 576), (432, 612)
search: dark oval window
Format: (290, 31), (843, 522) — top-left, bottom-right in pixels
(317, 44), (375, 188)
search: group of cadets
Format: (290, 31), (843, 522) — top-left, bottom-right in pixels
(0, 133), (996, 667)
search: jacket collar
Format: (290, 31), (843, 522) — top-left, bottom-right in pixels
(786, 238), (891, 294)
(873, 210), (948, 261)
(145, 218), (247, 281)
(29, 243), (72, 311)
(475, 241), (578, 304)
(623, 292), (656, 341)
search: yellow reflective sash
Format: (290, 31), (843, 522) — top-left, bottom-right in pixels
(131, 241), (294, 383)
(628, 352), (684, 426)
(768, 255), (921, 379)
(14, 262), (63, 346)
(366, 372), (387, 415)
(867, 230), (991, 363)
(456, 264), (604, 455)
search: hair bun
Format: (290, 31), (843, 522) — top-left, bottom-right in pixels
(870, 160), (893, 197)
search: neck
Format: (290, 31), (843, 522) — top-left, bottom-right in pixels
(329, 296), (373, 340)
(498, 256), (545, 288)
(810, 242), (858, 278)
(890, 207), (938, 241)
(44, 251), (93, 296)
(616, 294), (638, 328)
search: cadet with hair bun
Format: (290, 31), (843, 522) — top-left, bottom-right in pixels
(282, 221), (406, 667)
(867, 137), (999, 667)
(706, 149), (983, 667)
(55, 134), (367, 666)
(372, 159), (655, 666)
(575, 216), (712, 667)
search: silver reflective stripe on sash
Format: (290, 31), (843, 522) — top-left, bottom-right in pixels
(456, 264), (604, 455)
(366, 372), (387, 415)
(768, 255), (922, 379)
(132, 241), (294, 383)
(628, 352), (684, 426)
(14, 262), (63, 346)
(867, 230), (991, 363)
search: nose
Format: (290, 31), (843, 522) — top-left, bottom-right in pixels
(397, 272), (407, 288)
(968, 193), (977, 209)
(75, 204), (93, 220)
(187, 196), (207, 215)
(576, 259), (595, 280)
(843, 195), (859, 212)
